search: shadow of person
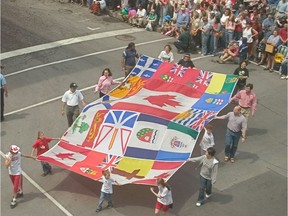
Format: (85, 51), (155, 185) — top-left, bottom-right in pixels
(3, 113), (29, 121)
(235, 151), (259, 164)
(17, 192), (46, 204)
(246, 128), (268, 137)
(209, 192), (233, 205)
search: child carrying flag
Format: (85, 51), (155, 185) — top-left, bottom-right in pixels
(96, 170), (119, 213)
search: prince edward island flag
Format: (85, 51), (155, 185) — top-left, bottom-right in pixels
(39, 56), (237, 185)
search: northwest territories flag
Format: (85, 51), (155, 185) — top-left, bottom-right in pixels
(39, 56), (237, 185)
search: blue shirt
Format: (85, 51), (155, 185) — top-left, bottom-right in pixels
(0, 73), (7, 88)
(123, 49), (138, 66)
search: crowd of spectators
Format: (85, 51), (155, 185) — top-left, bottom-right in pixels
(70, 0), (287, 78)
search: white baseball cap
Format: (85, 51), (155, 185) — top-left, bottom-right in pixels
(10, 145), (20, 153)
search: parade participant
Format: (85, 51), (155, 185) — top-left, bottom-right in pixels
(5, 145), (34, 208)
(215, 106), (247, 163)
(233, 60), (249, 95)
(150, 178), (173, 215)
(31, 131), (60, 176)
(96, 170), (119, 213)
(121, 42), (140, 77)
(158, 45), (174, 62)
(61, 83), (87, 127)
(229, 83), (257, 121)
(0, 66), (8, 122)
(177, 53), (195, 68)
(199, 124), (215, 155)
(94, 68), (121, 98)
(187, 147), (218, 207)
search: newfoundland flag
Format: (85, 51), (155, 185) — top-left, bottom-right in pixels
(38, 55), (237, 185)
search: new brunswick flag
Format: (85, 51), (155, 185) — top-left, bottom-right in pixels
(38, 56), (237, 185)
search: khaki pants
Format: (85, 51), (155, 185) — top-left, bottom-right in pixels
(66, 105), (80, 127)
(240, 107), (251, 121)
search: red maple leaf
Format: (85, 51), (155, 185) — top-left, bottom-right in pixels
(144, 95), (181, 107)
(55, 153), (76, 160)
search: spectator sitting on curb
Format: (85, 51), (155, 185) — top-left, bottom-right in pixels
(217, 40), (239, 64)
(144, 9), (157, 31)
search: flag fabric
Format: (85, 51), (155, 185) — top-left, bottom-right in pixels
(38, 55), (237, 185)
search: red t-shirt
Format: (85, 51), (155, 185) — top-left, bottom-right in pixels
(32, 137), (53, 156)
(279, 28), (287, 42)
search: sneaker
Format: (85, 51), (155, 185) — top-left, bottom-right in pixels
(206, 194), (212, 199)
(10, 199), (17, 209)
(280, 75), (286, 79)
(196, 202), (201, 207)
(16, 192), (23, 198)
(107, 204), (113, 209)
(96, 208), (101, 213)
(286, 75), (288, 79)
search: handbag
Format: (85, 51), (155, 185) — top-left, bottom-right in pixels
(265, 43), (274, 53)
(215, 31), (223, 38)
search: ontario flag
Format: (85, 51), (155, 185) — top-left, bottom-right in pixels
(39, 55), (237, 185)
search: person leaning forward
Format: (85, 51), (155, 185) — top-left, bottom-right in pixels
(61, 83), (87, 127)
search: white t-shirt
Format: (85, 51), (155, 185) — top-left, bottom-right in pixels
(101, 176), (116, 194)
(158, 51), (174, 62)
(157, 186), (173, 205)
(62, 89), (84, 106)
(5, 152), (22, 175)
(200, 129), (215, 151)
(137, 8), (147, 17)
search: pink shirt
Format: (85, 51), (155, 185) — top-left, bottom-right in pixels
(231, 90), (257, 115)
(96, 76), (120, 94)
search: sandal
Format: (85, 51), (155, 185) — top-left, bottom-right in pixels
(224, 156), (229, 162)
(269, 69), (274, 72)
(230, 158), (235, 163)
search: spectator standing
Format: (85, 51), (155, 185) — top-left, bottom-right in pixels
(176, 4), (190, 29)
(31, 131), (60, 176)
(225, 15), (236, 47)
(262, 13), (275, 40)
(61, 83), (87, 127)
(279, 23), (288, 45)
(233, 60), (249, 95)
(95, 68), (121, 98)
(178, 53), (195, 68)
(263, 30), (280, 72)
(215, 106), (247, 163)
(200, 16), (212, 56)
(150, 178), (173, 215)
(243, 22), (258, 59)
(187, 147), (218, 207)
(275, 0), (288, 19)
(158, 0), (169, 27)
(96, 170), (119, 212)
(211, 17), (222, 56)
(5, 145), (34, 208)
(158, 45), (174, 62)
(238, 37), (248, 63)
(122, 42), (140, 77)
(0, 66), (8, 122)
(230, 83), (257, 122)
(199, 124), (215, 155)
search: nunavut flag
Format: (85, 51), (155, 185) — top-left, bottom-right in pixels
(38, 56), (237, 185)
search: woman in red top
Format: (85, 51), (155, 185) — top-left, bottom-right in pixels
(31, 131), (60, 176)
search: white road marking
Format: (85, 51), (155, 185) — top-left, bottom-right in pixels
(78, 19), (90, 22)
(87, 27), (101, 31)
(4, 55), (210, 116)
(5, 37), (173, 77)
(0, 28), (144, 60)
(0, 151), (73, 216)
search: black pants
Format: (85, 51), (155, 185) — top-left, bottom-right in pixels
(1, 88), (4, 120)
(174, 41), (188, 52)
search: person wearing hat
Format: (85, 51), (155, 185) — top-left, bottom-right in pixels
(5, 145), (34, 208)
(0, 66), (8, 122)
(61, 83), (87, 127)
(178, 53), (195, 68)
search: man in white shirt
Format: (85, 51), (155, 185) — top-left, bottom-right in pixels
(61, 83), (87, 127)
(132, 4), (147, 27)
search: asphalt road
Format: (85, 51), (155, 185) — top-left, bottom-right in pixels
(1, 1), (287, 216)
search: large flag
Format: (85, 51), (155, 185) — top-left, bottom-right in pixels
(39, 55), (237, 185)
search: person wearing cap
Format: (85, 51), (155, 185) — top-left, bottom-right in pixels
(5, 145), (34, 208)
(178, 53), (195, 68)
(0, 66), (8, 122)
(61, 83), (87, 127)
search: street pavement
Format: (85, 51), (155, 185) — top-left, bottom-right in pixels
(1, 1), (287, 216)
